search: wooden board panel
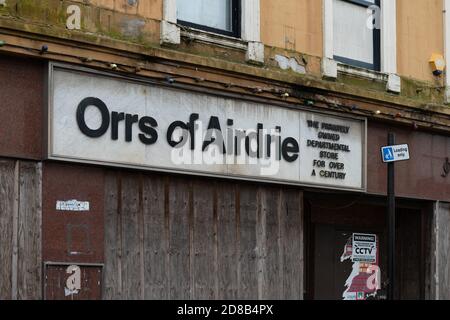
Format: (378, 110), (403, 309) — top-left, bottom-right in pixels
(103, 172), (120, 299)
(258, 187), (282, 300)
(216, 182), (238, 300)
(0, 159), (42, 300)
(281, 189), (303, 299)
(237, 185), (259, 300)
(0, 160), (15, 299)
(435, 202), (450, 299)
(17, 162), (42, 300)
(103, 172), (305, 300)
(143, 175), (168, 299)
(168, 178), (191, 299)
(192, 180), (216, 299)
(120, 173), (142, 300)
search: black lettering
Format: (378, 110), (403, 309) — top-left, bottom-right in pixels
(167, 121), (189, 147)
(276, 126), (282, 161)
(282, 137), (299, 162)
(125, 114), (139, 142)
(307, 120), (319, 129)
(318, 132), (340, 142)
(202, 116), (226, 153)
(266, 134), (272, 158)
(235, 130), (246, 156)
(257, 123), (263, 159)
(76, 97), (110, 138)
(138, 117), (158, 145)
(111, 112), (125, 140)
(188, 113), (199, 150)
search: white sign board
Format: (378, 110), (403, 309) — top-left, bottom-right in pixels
(56, 200), (90, 212)
(381, 144), (410, 163)
(49, 65), (367, 191)
(352, 233), (377, 263)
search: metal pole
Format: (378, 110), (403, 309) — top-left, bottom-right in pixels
(387, 133), (396, 300)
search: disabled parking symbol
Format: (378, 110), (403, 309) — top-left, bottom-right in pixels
(382, 147), (394, 162)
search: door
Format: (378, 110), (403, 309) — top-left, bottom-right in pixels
(306, 194), (427, 300)
(313, 225), (386, 300)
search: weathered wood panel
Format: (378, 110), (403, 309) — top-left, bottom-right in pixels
(104, 172), (120, 299)
(192, 180), (216, 299)
(121, 174), (142, 300)
(431, 202), (450, 300)
(143, 175), (168, 300)
(104, 172), (304, 300)
(238, 185), (259, 300)
(216, 182), (238, 300)
(0, 160), (15, 300)
(168, 178), (191, 300)
(259, 187), (281, 300)
(0, 159), (42, 300)
(17, 161), (42, 300)
(281, 189), (304, 299)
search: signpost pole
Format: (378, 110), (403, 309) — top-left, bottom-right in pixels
(387, 133), (396, 300)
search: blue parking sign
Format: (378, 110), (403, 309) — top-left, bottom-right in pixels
(382, 147), (394, 162)
(381, 144), (410, 163)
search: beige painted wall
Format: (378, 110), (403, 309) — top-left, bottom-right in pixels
(261, 0), (445, 83)
(5, 0), (445, 83)
(260, 0), (323, 57)
(397, 0), (444, 82)
(84, 0), (162, 20)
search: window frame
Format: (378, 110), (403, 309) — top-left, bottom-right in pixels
(177, 0), (241, 38)
(333, 0), (381, 72)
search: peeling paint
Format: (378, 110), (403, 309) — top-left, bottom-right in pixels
(274, 54), (306, 74)
(121, 18), (146, 37)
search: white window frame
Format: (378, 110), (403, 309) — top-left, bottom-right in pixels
(161, 0), (264, 64)
(322, 0), (400, 93)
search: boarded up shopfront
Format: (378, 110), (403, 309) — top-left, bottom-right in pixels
(2, 56), (450, 300)
(41, 162), (304, 300)
(42, 63), (365, 300)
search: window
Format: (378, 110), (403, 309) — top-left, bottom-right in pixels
(177, 0), (241, 38)
(333, 0), (381, 71)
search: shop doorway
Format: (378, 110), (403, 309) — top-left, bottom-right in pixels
(305, 192), (431, 300)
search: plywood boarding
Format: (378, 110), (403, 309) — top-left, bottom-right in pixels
(104, 171), (304, 300)
(431, 202), (450, 299)
(0, 159), (42, 300)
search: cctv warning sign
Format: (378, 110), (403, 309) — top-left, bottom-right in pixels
(352, 233), (377, 263)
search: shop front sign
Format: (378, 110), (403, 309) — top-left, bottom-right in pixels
(48, 64), (367, 191)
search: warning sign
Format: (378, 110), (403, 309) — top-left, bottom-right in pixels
(341, 233), (380, 300)
(352, 233), (377, 263)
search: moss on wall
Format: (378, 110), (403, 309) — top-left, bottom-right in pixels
(0, 0), (447, 109)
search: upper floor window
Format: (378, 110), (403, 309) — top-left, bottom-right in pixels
(333, 0), (381, 71)
(177, 0), (241, 38)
